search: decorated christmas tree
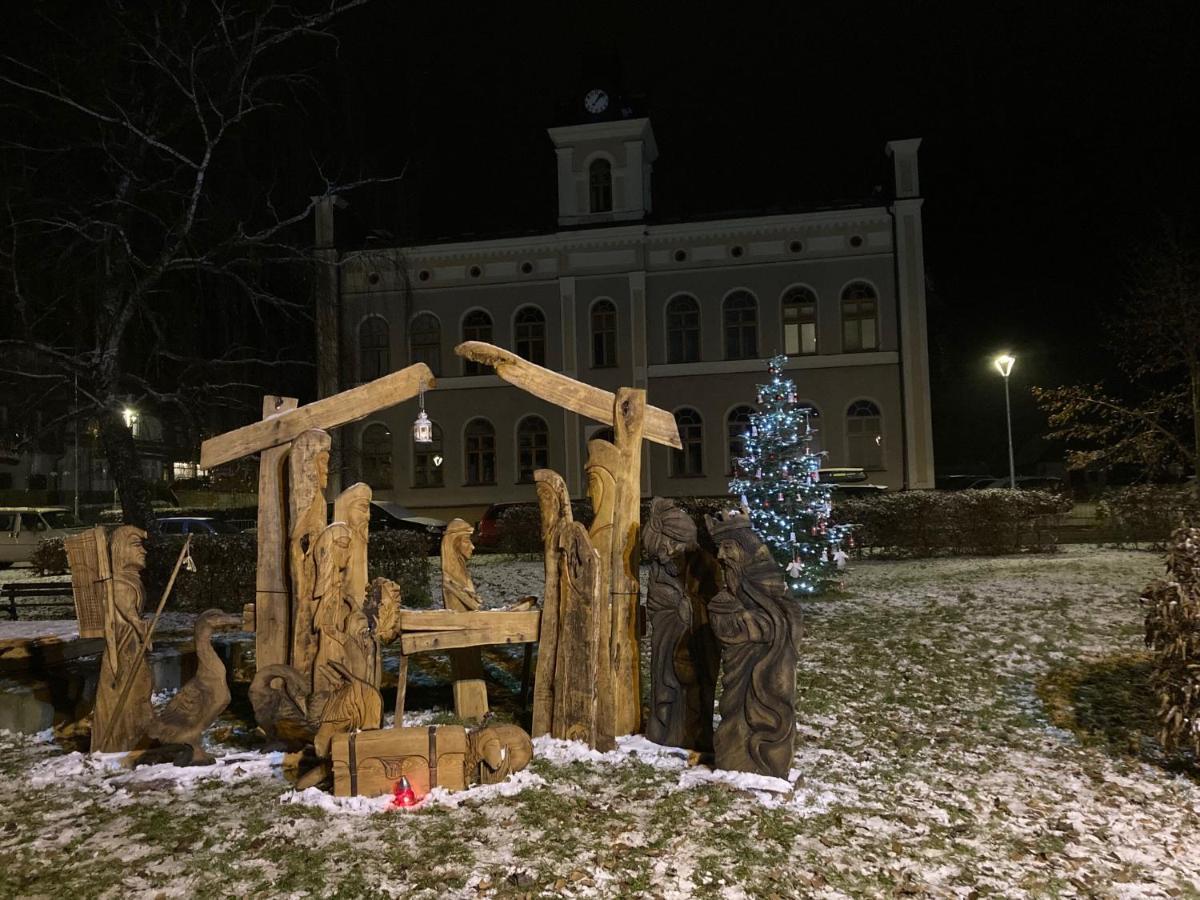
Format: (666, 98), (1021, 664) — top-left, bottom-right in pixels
(728, 355), (851, 595)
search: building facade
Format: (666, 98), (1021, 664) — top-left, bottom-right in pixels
(320, 115), (934, 518)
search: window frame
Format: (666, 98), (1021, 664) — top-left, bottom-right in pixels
(515, 415), (550, 484)
(671, 407), (705, 477)
(409, 312), (442, 375)
(589, 157), (613, 213)
(665, 294), (701, 364)
(464, 417), (497, 486)
(845, 399), (884, 470)
(590, 299), (618, 368)
(725, 404), (757, 476)
(461, 309), (494, 375)
(841, 281), (879, 353)
(781, 286), (819, 356)
(412, 422), (444, 488)
(358, 315), (390, 383)
(361, 422), (394, 490)
(513, 305), (547, 366)
(722, 290), (758, 360)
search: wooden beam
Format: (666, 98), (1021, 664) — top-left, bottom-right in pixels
(455, 341), (681, 449)
(400, 623), (541, 655)
(254, 395), (297, 671)
(199, 363), (436, 468)
(396, 609), (541, 632)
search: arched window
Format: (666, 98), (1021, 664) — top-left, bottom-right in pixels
(464, 418), (496, 485)
(842, 282), (878, 352)
(413, 423), (443, 488)
(410, 313), (441, 375)
(591, 300), (617, 368)
(727, 405), (756, 476)
(782, 287), (818, 356)
(461, 310), (493, 375)
(589, 158), (612, 213)
(797, 403), (823, 453)
(672, 408), (704, 477)
(514, 306), (546, 365)
(516, 416), (550, 483)
(666, 295), (700, 364)
(361, 423), (393, 489)
(846, 400), (883, 469)
(723, 291), (758, 360)
(359, 317), (389, 382)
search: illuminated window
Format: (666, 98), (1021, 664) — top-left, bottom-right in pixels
(782, 287), (818, 355)
(841, 282), (878, 352)
(846, 400), (883, 469)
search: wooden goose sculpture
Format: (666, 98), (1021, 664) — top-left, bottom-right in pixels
(146, 608), (243, 765)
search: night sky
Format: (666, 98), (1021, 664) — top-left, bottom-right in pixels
(10, 2), (1190, 474)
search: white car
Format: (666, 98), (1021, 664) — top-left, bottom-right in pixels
(0, 506), (88, 567)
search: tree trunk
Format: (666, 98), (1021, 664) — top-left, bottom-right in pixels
(1192, 361), (1200, 501)
(99, 408), (158, 534)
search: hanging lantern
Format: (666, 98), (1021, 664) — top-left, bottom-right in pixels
(392, 775), (418, 808)
(412, 378), (433, 444)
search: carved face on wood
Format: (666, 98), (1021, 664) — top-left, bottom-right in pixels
(291, 429), (333, 518)
(585, 439), (619, 528)
(337, 482), (372, 537)
(315, 523), (353, 605)
(643, 498), (697, 562)
(110, 525), (148, 575)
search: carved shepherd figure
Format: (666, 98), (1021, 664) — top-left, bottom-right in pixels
(441, 518), (488, 720)
(91, 525), (155, 752)
(643, 499), (720, 753)
(288, 428), (331, 682)
(705, 510), (801, 778)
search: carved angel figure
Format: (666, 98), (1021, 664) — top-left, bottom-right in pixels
(705, 510), (801, 779)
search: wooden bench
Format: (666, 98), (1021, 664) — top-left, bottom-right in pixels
(5, 582), (76, 621)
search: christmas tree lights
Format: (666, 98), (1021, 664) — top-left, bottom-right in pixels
(728, 355), (851, 595)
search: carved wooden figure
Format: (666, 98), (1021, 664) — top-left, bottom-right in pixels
(91, 525), (155, 753)
(440, 518), (489, 721)
(643, 499), (719, 753)
(531, 469), (570, 737)
(551, 518), (606, 747)
(288, 428), (331, 682)
(312, 522), (355, 697)
(333, 482), (372, 610)
(705, 511), (801, 779)
(146, 609), (243, 765)
(331, 723), (533, 798)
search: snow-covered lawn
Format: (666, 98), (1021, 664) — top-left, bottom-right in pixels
(2, 547), (1199, 899)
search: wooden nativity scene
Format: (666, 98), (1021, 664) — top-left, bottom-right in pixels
(66, 340), (806, 807)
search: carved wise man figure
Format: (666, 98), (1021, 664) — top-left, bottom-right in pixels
(705, 510), (801, 778)
(91, 525), (155, 752)
(288, 429), (331, 682)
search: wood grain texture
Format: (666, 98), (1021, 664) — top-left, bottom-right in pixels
(705, 511), (801, 779)
(199, 363), (436, 468)
(441, 520), (488, 721)
(254, 395), (297, 672)
(608, 388), (645, 737)
(531, 469), (570, 737)
(288, 429), (330, 684)
(454, 341), (681, 449)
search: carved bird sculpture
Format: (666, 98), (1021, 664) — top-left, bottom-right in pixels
(146, 608), (243, 765)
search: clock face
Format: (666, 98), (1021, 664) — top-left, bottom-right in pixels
(584, 88), (609, 114)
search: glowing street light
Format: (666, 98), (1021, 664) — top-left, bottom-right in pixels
(123, 407), (139, 430)
(993, 354), (1016, 489)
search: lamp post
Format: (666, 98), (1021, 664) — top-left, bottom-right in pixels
(993, 354), (1016, 489)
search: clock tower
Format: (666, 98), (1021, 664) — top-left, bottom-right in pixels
(547, 95), (657, 227)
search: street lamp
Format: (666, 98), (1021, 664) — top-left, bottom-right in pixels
(993, 354), (1016, 489)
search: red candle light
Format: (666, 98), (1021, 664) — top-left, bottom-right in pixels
(392, 775), (418, 808)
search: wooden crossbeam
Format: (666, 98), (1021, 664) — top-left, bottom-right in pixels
(396, 609), (541, 655)
(199, 363), (436, 468)
(455, 341), (682, 449)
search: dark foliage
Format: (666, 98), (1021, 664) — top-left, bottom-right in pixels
(1097, 485), (1200, 550)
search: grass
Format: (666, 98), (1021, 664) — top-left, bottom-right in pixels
(2, 547), (1200, 898)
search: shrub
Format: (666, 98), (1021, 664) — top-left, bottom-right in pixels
(832, 489), (1071, 558)
(496, 500), (594, 557)
(31, 538), (69, 576)
(1097, 485), (1200, 549)
(1142, 526), (1200, 756)
(48, 527), (432, 614)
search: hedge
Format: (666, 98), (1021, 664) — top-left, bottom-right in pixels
(832, 488), (1071, 558)
(1096, 484), (1200, 550)
(35, 528), (432, 614)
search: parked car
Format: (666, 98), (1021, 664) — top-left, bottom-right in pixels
(474, 499), (592, 550)
(0, 506), (88, 566)
(157, 516), (241, 535)
(976, 476), (1067, 493)
(324, 500), (448, 540)
(819, 467), (888, 495)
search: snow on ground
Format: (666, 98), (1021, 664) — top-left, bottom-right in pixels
(2, 547), (1200, 898)
(0, 619), (82, 642)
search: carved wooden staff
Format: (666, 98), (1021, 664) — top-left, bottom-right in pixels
(106, 535), (194, 734)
